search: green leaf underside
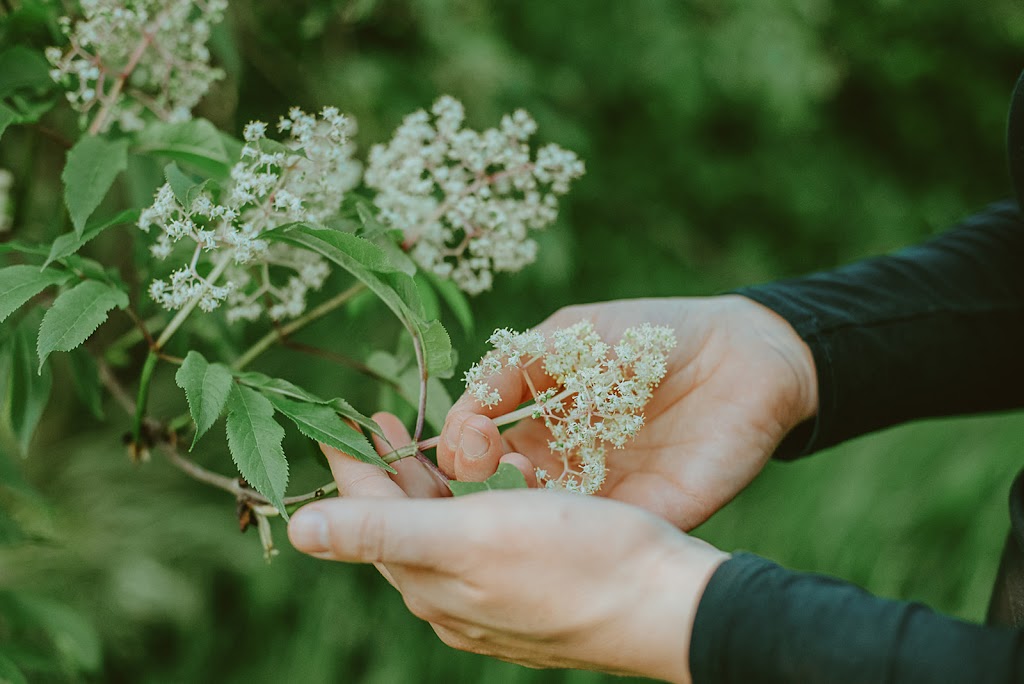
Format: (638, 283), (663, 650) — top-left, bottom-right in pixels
(428, 273), (474, 335)
(175, 351), (233, 450)
(0, 104), (17, 143)
(448, 463), (528, 496)
(43, 209), (140, 268)
(0, 651), (28, 684)
(265, 394), (392, 472)
(36, 280), (128, 371)
(0, 47), (52, 99)
(0, 266), (67, 323)
(234, 369), (383, 438)
(419, 319), (454, 378)
(67, 348), (104, 419)
(135, 119), (232, 177)
(225, 385), (289, 518)
(62, 136), (129, 235)
(6, 316), (51, 454)
(367, 351), (452, 433)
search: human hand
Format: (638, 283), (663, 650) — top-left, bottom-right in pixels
(437, 296), (817, 529)
(288, 415), (728, 683)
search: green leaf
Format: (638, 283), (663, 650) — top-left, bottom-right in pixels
(448, 463), (528, 496)
(326, 397), (384, 438)
(0, 103), (17, 143)
(175, 351), (233, 450)
(225, 385), (289, 518)
(62, 135), (129, 236)
(67, 348), (104, 420)
(0, 47), (51, 99)
(0, 241), (51, 257)
(0, 266), (66, 324)
(135, 118), (232, 177)
(427, 272), (474, 335)
(233, 370), (329, 404)
(43, 209), (139, 268)
(10, 594), (101, 672)
(265, 394), (393, 472)
(414, 273), (441, 320)
(163, 162), (195, 206)
(367, 351), (453, 433)
(418, 319), (454, 378)
(0, 651), (28, 684)
(5, 313), (51, 454)
(36, 280), (128, 371)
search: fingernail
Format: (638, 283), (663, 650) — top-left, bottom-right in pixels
(460, 424), (489, 460)
(290, 510), (328, 552)
(445, 414), (466, 452)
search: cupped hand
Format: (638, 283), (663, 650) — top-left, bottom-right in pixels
(437, 296), (817, 529)
(288, 415), (727, 683)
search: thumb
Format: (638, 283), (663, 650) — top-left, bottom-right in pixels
(288, 497), (468, 567)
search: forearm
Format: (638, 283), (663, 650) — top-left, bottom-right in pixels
(690, 553), (1024, 683)
(736, 200), (1024, 458)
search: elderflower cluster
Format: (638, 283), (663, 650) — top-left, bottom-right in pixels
(465, 322), (676, 494)
(140, 106), (359, 321)
(45, 0), (227, 132)
(0, 170), (13, 233)
(364, 95), (585, 295)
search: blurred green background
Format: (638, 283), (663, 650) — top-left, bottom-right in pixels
(3, 0), (1024, 681)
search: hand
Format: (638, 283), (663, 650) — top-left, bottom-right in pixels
(437, 296), (817, 529)
(288, 415), (728, 683)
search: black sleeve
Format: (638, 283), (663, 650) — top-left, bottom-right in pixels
(689, 553), (1024, 684)
(734, 200), (1024, 459)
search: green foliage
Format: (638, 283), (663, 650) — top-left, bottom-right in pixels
(66, 347), (104, 420)
(449, 463), (528, 496)
(35, 280), (128, 371)
(225, 385), (289, 518)
(135, 118), (235, 178)
(43, 209), (139, 268)
(61, 136), (129, 236)
(175, 351), (234, 450)
(4, 313), (51, 454)
(266, 394), (390, 471)
(0, 265), (66, 323)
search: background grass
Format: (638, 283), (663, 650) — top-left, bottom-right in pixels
(2, 0), (1024, 681)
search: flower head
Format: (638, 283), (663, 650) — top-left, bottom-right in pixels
(464, 321), (676, 494)
(364, 95), (585, 295)
(140, 106), (360, 322)
(47, 0), (227, 132)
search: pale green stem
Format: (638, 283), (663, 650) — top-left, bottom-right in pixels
(154, 257), (231, 350)
(232, 282), (365, 371)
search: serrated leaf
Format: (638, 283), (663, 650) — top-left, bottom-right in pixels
(427, 272), (474, 335)
(135, 118), (232, 177)
(0, 265), (67, 324)
(43, 209), (139, 268)
(175, 351), (233, 450)
(265, 394), (393, 472)
(448, 463), (528, 496)
(62, 136), (129, 236)
(67, 348), (104, 419)
(326, 397), (384, 438)
(163, 162), (195, 206)
(5, 313), (51, 454)
(419, 319), (454, 378)
(36, 280), (128, 371)
(414, 273), (440, 320)
(233, 370), (328, 404)
(0, 241), (51, 257)
(226, 385), (289, 518)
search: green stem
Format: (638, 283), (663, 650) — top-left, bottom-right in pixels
(131, 350), (159, 447)
(232, 282), (365, 371)
(155, 257), (231, 350)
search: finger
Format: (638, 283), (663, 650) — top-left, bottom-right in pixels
(322, 442), (405, 499)
(371, 413), (448, 499)
(453, 414), (505, 482)
(374, 562), (398, 589)
(288, 497), (478, 566)
(497, 452), (538, 487)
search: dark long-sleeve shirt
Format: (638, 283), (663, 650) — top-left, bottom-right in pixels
(688, 73), (1024, 683)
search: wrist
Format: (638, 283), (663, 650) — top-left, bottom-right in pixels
(631, 537), (729, 684)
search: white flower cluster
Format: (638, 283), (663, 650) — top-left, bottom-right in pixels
(0, 169), (13, 233)
(465, 321), (676, 494)
(45, 0), (227, 132)
(140, 107), (359, 321)
(364, 95), (585, 295)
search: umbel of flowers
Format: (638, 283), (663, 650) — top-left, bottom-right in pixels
(46, 0), (228, 133)
(365, 96), (586, 294)
(140, 107), (360, 322)
(462, 322), (677, 494)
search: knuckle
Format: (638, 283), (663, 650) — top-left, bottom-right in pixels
(351, 514), (388, 562)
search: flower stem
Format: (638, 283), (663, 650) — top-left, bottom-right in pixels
(232, 282), (365, 370)
(154, 257), (231, 350)
(130, 350), (159, 449)
(416, 386), (575, 452)
(87, 28), (153, 135)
